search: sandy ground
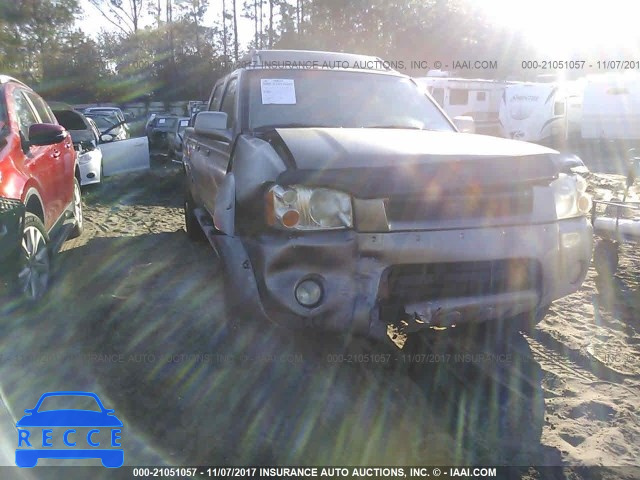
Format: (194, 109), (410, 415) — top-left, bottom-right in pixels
(0, 154), (639, 479)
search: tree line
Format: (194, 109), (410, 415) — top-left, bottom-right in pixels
(0, 0), (541, 103)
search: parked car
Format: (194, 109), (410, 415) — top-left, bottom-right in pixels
(146, 114), (179, 153)
(85, 112), (129, 141)
(183, 49), (593, 347)
(0, 75), (83, 302)
(51, 103), (103, 186)
(167, 116), (190, 162)
(83, 106), (126, 124)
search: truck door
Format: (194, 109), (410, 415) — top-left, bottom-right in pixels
(200, 77), (237, 217)
(188, 81), (224, 210)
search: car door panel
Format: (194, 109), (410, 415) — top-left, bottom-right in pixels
(12, 88), (59, 229)
(201, 137), (232, 216)
(100, 137), (150, 177)
(24, 91), (74, 217)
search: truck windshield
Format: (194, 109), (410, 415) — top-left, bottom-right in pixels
(248, 69), (454, 132)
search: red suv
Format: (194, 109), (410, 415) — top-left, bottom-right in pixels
(0, 75), (83, 302)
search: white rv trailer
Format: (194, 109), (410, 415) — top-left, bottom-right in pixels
(414, 76), (511, 136)
(581, 73), (640, 141)
(498, 81), (583, 146)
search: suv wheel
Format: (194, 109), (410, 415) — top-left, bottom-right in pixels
(16, 213), (51, 301)
(69, 178), (84, 239)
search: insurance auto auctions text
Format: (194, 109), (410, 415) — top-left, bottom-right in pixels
(253, 467), (498, 477)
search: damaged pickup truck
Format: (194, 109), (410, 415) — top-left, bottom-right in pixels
(183, 50), (593, 348)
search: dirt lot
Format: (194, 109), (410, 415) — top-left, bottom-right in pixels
(0, 156), (639, 479)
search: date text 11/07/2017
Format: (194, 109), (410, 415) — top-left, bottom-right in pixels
(521, 60), (640, 70)
(132, 466), (499, 477)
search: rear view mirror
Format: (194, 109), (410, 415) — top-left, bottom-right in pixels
(194, 112), (231, 142)
(453, 115), (475, 134)
(28, 123), (67, 146)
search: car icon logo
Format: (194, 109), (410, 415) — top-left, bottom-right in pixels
(15, 391), (123, 468)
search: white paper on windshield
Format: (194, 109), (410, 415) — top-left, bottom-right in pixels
(261, 79), (296, 104)
(158, 118), (166, 124)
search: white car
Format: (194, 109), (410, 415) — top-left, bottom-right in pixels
(77, 119), (103, 186)
(52, 106), (104, 186)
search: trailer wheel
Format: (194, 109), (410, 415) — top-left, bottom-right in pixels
(593, 239), (619, 276)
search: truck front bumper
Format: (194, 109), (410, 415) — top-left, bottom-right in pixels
(215, 217), (593, 343)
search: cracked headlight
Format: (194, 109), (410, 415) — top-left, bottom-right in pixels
(266, 185), (353, 230)
(551, 173), (592, 220)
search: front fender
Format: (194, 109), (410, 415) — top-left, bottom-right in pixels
(214, 173), (235, 235)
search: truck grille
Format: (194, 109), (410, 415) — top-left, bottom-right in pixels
(384, 187), (532, 223)
(380, 259), (541, 303)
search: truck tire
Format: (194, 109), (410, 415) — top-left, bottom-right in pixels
(184, 190), (205, 242)
(69, 178), (84, 239)
(509, 304), (550, 335)
(593, 239), (618, 276)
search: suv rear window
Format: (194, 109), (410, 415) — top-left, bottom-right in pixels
(53, 110), (87, 131)
(248, 70), (454, 132)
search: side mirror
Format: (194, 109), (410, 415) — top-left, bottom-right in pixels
(101, 134), (114, 143)
(194, 112), (231, 142)
(453, 115), (475, 134)
(28, 123), (67, 146)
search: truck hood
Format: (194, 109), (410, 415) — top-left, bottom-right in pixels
(274, 128), (561, 197)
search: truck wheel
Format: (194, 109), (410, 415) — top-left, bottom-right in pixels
(593, 239), (618, 276)
(184, 191), (205, 242)
(509, 304), (550, 335)
(15, 213), (51, 301)
(69, 178), (84, 239)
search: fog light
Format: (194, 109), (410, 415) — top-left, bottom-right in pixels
(295, 279), (323, 307)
